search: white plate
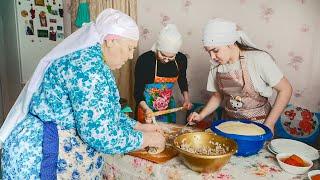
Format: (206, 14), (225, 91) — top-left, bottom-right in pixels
(270, 139), (319, 161)
(267, 143), (277, 155)
(308, 170), (320, 180)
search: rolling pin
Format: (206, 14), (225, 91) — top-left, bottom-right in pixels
(147, 107), (185, 117)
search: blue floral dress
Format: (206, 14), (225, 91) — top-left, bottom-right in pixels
(1, 44), (143, 179)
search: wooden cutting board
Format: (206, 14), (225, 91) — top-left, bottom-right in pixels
(128, 145), (178, 164)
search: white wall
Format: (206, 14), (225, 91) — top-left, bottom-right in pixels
(137, 0), (320, 112)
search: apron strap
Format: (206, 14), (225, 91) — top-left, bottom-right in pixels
(239, 54), (255, 94)
(174, 60), (179, 74)
(240, 53), (267, 101)
(154, 58), (180, 79)
(155, 58), (158, 78)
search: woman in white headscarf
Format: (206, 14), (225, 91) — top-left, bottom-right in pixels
(134, 24), (192, 124)
(188, 18), (292, 134)
(0, 9), (165, 179)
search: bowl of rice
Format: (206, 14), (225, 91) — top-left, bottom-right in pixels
(173, 132), (237, 173)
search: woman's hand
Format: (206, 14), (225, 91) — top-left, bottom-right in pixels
(183, 101), (193, 110)
(264, 121), (275, 135)
(139, 101), (155, 124)
(182, 91), (192, 110)
(141, 132), (166, 150)
(144, 107), (155, 124)
(187, 92), (222, 125)
(187, 112), (204, 124)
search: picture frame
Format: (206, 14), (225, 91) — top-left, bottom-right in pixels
(39, 11), (48, 27)
(57, 33), (64, 39)
(34, 0), (45, 6)
(25, 20), (34, 35)
(37, 29), (48, 38)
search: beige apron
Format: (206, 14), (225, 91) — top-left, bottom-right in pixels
(216, 55), (271, 122)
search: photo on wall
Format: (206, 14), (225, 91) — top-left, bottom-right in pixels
(34, 0), (45, 6)
(49, 30), (57, 41)
(39, 11), (47, 27)
(37, 29), (48, 38)
(25, 20), (34, 35)
(57, 33), (64, 39)
(59, 5), (63, 17)
(20, 10), (28, 18)
(50, 10), (58, 15)
(49, 19), (57, 23)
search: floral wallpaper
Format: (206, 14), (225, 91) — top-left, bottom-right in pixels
(137, 0), (320, 113)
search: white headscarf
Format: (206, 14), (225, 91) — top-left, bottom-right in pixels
(203, 18), (256, 48)
(0, 8), (139, 147)
(151, 24), (182, 54)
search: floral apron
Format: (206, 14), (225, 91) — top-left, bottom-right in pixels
(137, 60), (179, 123)
(216, 55), (271, 123)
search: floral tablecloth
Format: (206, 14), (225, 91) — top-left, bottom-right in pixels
(102, 123), (318, 180)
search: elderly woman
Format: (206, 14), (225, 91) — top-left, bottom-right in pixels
(188, 18), (292, 133)
(0, 9), (165, 179)
(134, 24), (192, 123)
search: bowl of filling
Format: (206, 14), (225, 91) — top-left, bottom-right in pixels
(308, 170), (320, 180)
(211, 119), (273, 156)
(276, 153), (313, 175)
(173, 132), (237, 173)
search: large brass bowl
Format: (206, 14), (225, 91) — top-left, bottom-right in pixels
(173, 132), (237, 173)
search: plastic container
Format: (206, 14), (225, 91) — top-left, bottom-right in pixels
(211, 119), (273, 156)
